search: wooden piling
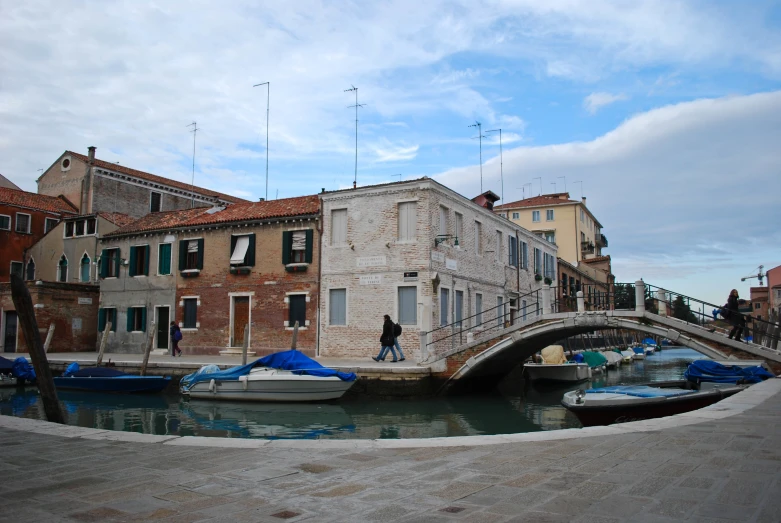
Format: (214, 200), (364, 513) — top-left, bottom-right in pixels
(96, 322), (112, 367)
(9, 275), (65, 424)
(43, 323), (55, 353)
(139, 326), (155, 376)
(241, 323), (250, 365)
(291, 321), (299, 350)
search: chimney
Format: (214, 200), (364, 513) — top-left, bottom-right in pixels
(258, 198), (265, 202)
(581, 196), (587, 206)
(87, 146), (96, 163)
(353, 181), (357, 189)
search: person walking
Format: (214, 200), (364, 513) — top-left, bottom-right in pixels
(372, 314), (398, 362)
(170, 321), (183, 357)
(393, 321), (406, 362)
(725, 289), (745, 341)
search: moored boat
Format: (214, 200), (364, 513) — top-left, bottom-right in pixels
(630, 346), (646, 359)
(603, 351), (623, 369)
(620, 350), (634, 363)
(53, 364), (171, 393)
(523, 345), (590, 383)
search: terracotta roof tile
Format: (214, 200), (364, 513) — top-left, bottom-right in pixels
(96, 212), (136, 227)
(0, 187), (78, 215)
(67, 151), (249, 204)
(495, 193), (578, 210)
(104, 207), (210, 237)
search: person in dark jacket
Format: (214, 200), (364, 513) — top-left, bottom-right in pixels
(170, 321), (183, 357)
(726, 289), (745, 341)
(372, 314), (398, 362)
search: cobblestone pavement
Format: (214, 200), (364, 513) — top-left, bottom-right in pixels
(1, 379), (780, 523)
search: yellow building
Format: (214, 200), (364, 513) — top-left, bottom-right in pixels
(494, 192), (606, 266)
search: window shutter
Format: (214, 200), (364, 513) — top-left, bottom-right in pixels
(98, 308), (106, 332)
(246, 233), (256, 266)
(113, 249), (121, 276)
(304, 229), (313, 263)
(100, 249), (108, 278)
(128, 247), (137, 277)
(178, 240), (187, 270)
(144, 246), (150, 275)
(196, 239), (204, 269)
(126, 308), (133, 332)
(230, 235), (237, 263)
(282, 231), (291, 264)
(141, 307), (147, 332)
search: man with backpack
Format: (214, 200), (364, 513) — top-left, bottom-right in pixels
(372, 314), (405, 362)
(392, 321), (406, 362)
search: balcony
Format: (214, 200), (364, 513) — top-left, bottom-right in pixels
(596, 233), (608, 248)
(581, 241), (595, 254)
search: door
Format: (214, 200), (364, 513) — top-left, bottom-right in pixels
(3, 312), (17, 353)
(156, 307), (169, 350)
(232, 297), (250, 347)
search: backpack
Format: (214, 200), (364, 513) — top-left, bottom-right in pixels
(720, 305), (731, 320)
(393, 323), (402, 337)
(174, 330), (183, 341)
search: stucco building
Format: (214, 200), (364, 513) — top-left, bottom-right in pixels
(768, 264), (781, 317)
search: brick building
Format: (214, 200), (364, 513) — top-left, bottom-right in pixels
(318, 178), (556, 361)
(1, 281), (98, 353)
(98, 196), (321, 356)
(556, 256), (614, 312)
(37, 147), (249, 219)
(0, 187), (78, 283)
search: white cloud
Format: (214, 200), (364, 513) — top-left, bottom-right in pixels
(583, 92), (629, 114)
(370, 141), (420, 162)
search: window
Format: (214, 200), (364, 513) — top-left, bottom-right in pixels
(15, 213), (30, 233)
(0, 215), (9, 230)
(439, 206), (448, 236)
(543, 253), (555, 280)
(179, 239), (204, 271)
(150, 192), (162, 213)
(397, 202), (417, 241)
(509, 235), (518, 267)
(289, 294), (306, 328)
(440, 287), (450, 326)
(454, 212), (463, 245)
(10, 262), (23, 279)
(755, 303), (761, 310)
(581, 232), (586, 243)
(534, 248), (542, 275)
(512, 212), (519, 220)
(497, 296), (504, 326)
(25, 258), (35, 281)
(129, 245), (149, 277)
(495, 230), (502, 263)
(100, 248), (121, 278)
(532, 210), (540, 223)
(329, 289), (347, 325)
(44, 218), (58, 233)
(474, 221), (482, 254)
(80, 253), (91, 282)
(331, 209), (347, 245)
(562, 274), (569, 296)
(65, 222), (74, 237)
(127, 307), (146, 332)
(158, 243), (172, 275)
(580, 209), (585, 222)
(476, 293), (483, 326)
(398, 286), (417, 325)
(230, 234), (255, 266)
(544, 231), (555, 243)
(58, 255), (68, 282)
(546, 209), (554, 221)
(455, 290), (463, 328)
(75, 220), (85, 236)
(98, 308), (117, 332)
(87, 218), (96, 235)
(522, 241), (528, 269)
(282, 230), (313, 266)
(183, 299), (198, 328)
(291, 232), (306, 263)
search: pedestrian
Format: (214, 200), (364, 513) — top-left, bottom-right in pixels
(372, 314), (398, 362)
(170, 321), (183, 357)
(725, 289), (745, 342)
(392, 320), (406, 362)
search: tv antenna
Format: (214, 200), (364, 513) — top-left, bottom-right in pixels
(741, 265), (765, 285)
(517, 183), (532, 200)
(558, 176), (567, 192)
(573, 181), (583, 199)
(486, 128), (503, 205)
(344, 85), (365, 187)
(186, 121), (200, 208)
(469, 121), (485, 193)
(253, 81), (270, 201)
(532, 177), (541, 196)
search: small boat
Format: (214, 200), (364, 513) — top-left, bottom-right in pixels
(642, 338), (657, 355)
(620, 350), (634, 363)
(180, 350), (357, 402)
(561, 360), (775, 427)
(603, 351), (623, 369)
(574, 351), (608, 374)
(523, 345), (590, 383)
(54, 364), (171, 393)
(630, 346), (646, 360)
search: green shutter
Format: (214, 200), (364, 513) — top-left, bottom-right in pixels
(126, 308), (133, 332)
(179, 240), (187, 270)
(111, 312), (116, 332)
(282, 231), (291, 265)
(128, 247), (137, 277)
(230, 235), (237, 262)
(141, 307), (147, 332)
(159, 243), (171, 275)
(304, 229), (313, 264)
(100, 249), (108, 278)
(98, 308), (106, 332)
(246, 233), (256, 266)
(114, 249), (121, 276)
(143, 245), (150, 275)
(196, 239), (204, 269)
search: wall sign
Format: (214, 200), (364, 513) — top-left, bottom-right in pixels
(359, 274), (383, 285)
(403, 271), (418, 282)
(431, 251), (445, 263)
(72, 318), (82, 330)
(357, 256), (387, 267)
(446, 258), (458, 270)
(78, 297), (93, 305)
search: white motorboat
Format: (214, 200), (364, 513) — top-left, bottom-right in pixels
(523, 345), (590, 383)
(603, 351), (623, 369)
(620, 350), (634, 363)
(630, 346), (646, 360)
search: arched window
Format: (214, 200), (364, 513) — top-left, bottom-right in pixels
(80, 253), (91, 282)
(25, 258), (36, 281)
(58, 255), (68, 282)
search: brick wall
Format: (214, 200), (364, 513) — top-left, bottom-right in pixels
(0, 203), (65, 283)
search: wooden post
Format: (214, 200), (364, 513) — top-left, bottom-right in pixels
(96, 322), (111, 366)
(43, 323), (55, 353)
(139, 325), (155, 376)
(9, 275), (65, 424)
(241, 323), (250, 365)
(291, 321), (299, 350)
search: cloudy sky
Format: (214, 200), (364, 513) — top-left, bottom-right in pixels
(1, 0), (779, 306)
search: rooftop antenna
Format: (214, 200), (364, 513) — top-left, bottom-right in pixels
(344, 85), (365, 187)
(532, 177), (541, 196)
(517, 183), (532, 200)
(186, 122), (200, 208)
(468, 122), (485, 193)
(551, 182), (556, 192)
(573, 181), (583, 199)
(558, 176), (566, 192)
(392, 174), (402, 181)
(486, 128), (503, 204)
(253, 81), (270, 202)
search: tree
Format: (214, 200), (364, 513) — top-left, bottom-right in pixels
(672, 296), (699, 324)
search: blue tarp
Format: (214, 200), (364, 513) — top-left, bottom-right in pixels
(632, 346), (645, 354)
(180, 350), (357, 391)
(11, 358), (35, 382)
(571, 353), (584, 363)
(684, 360), (774, 384)
(642, 338), (655, 346)
(586, 385), (695, 398)
(63, 363), (127, 378)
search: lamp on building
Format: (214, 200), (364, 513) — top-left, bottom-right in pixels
(434, 234), (459, 247)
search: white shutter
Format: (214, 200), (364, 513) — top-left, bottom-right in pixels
(292, 231), (306, 251)
(398, 202), (416, 240)
(332, 209), (347, 245)
(230, 236), (250, 265)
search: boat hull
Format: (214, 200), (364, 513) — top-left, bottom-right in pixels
(523, 363), (590, 383)
(183, 373), (355, 402)
(53, 376), (171, 393)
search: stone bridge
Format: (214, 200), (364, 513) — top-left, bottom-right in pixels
(420, 281), (781, 394)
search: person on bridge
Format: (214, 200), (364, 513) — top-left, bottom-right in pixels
(372, 314), (398, 362)
(725, 289), (745, 342)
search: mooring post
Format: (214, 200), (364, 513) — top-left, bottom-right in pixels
(291, 321), (299, 350)
(656, 289), (667, 317)
(542, 284), (551, 315)
(9, 275), (65, 424)
(635, 280), (646, 313)
(96, 322), (112, 366)
(576, 291), (585, 313)
(242, 323), (250, 365)
(43, 323), (55, 353)
(139, 324), (155, 376)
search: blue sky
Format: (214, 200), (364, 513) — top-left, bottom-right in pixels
(1, 0), (780, 305)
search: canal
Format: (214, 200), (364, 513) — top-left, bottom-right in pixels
(0, 347), (704, 440)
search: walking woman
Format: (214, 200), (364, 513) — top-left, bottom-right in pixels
(170, 321), (183, 357)
(725, 289), (745, 341)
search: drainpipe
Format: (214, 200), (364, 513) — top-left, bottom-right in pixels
(315, 202), (324, 358)
(515, 230), (520, 294)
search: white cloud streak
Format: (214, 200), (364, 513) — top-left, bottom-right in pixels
(583, 92), (629, 114)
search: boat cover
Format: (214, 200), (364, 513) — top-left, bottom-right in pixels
(642, 338), (655, 346)
(11, 358), (35, 381)
(632, 346), (645, 354)
(580, 351), (608, 368)
(586, 385), (695, 398)
(0, 356), (14, 373)
(684, 360), (774, 384)
(540, 345), (566, 364)
(63, 363), (128, 378)
(180, 350), (357, 390)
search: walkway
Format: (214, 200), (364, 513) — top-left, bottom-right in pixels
(1, 379), (780, 522)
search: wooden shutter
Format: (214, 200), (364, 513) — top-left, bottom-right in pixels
(100, 249), (108, 278)
(98, 308), (106, 332)
(246, 233), (256, 266)
(113, 249), (121, 276)
(178, 240), (187, 270)
(143, 245), (150, 275)
(282, 231), (291, 265)
(230, 235), (237, 263)
(128, 247), (137, 277)
(304, 229), (313, 263)
(141, 307), (147, 332)
(196, 239), (204, 269)
(126, 308), (133, 332)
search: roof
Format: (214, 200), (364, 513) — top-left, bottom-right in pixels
(65, 151), (249, 204)
(0, 187), (78, 215)
(321, 177), (429, 195)
(96, 212), (136, 227)
(0, 173), (21, 191)
(582, 255), (611, 264)
(495, 193), (578, 210)
(104, 195), (320, 238)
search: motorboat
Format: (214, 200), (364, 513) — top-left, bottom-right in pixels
(620, 350), (634, 363)
(642, 338), (657, 355)
(561, 360), (774, 427)
(180, 350), (357, 402)
(574, 351), (608, 374)
(523, 345), (590, 383)
(630, 346), (646, 360)
(53, 364), (171, 393)
(603, 351), (623, 369)
(0, 356), (20, 387)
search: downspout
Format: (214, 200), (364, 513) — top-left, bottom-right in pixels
(515, 230), (520, 294)
(315, 201), (324, 358)
(573, 205), (579, 264)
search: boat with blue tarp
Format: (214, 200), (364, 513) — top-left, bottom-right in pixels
(53, 363), (171, 393)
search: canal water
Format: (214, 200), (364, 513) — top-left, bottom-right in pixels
(0, 347), (704, 440)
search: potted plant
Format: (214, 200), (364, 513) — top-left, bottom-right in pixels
(535, 274), (543, 282)
(544, 277), (552, 285)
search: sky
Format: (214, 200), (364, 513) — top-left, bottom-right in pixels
(1, 0), (780, 306)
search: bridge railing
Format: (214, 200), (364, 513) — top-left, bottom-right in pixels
(553, 282), (639, 312)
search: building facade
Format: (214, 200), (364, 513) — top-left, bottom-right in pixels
(556, 256), (614, 312)
(767, 265), (781, 317)
(318, 179), (556, 361)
